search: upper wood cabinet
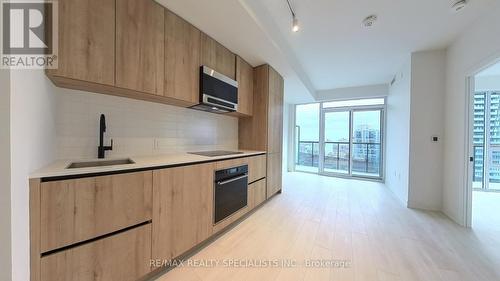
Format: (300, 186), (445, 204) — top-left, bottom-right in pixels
(47, 0), (115, 85)
(152, 163), (214, 262)
(239, 64), (284, 152)
(235, 56), (254, 116)
(267, 66), (284, 154)
(116, 0), (164, 95)
(201, 33), (236, 80)
(164, 9), (201, 105)
(46, 0), (259, 116)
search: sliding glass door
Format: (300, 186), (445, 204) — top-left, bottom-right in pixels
(320, 105), (384, 179)
(351, 110), (382, 177)
(294, 98), (385, 180)
(323, 111), (351, 174)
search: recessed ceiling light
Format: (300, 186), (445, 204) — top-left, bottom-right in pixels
(362, 15), (377, 27)
(451, 0), (467, 13)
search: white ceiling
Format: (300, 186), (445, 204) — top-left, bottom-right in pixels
(157, 0), (495, 103)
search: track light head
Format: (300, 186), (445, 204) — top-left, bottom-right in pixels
(292, 16), (300, 32)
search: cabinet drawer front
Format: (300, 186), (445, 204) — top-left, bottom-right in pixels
(266, 153), (282, 198)
(249, 179), (266, 210)
(40, 171), (153, 253)
(41, 224), (152, 281)
(248, 155), (266, 183)
(215, 157), (249, 170)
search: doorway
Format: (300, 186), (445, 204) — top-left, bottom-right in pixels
(467, 60), (500, 228)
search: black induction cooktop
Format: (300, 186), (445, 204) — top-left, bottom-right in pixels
(189, 150), (244, 157)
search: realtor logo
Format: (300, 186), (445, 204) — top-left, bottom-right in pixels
(1, 0), (58, 69)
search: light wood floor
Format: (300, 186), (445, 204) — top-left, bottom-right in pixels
(155, 172), (500, 281)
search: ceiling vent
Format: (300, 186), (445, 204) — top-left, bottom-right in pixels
(362, 15), (378, 27)
(451, 0), (467, 13)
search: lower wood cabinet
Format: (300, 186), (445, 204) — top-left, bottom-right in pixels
(31, 155), (272, 281)
(247, 155), (266, 183)
(152, 163), (215, 262)
(267, 152), (282, 198)
(40, 224), (152, 281)
(248, 179), (266, 210)
(40, 171), (153, 253)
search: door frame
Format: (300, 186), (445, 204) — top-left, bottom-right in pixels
(319, 104), (386, 181)
(319, 108), (352, 177)
(465, 56), (500, 228)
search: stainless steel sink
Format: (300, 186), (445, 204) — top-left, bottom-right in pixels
(66, 158), (135, 169)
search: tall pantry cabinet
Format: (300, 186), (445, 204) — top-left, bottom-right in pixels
(239, 64), (284, 198)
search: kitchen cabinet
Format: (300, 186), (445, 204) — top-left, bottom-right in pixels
(235, 56), (254, 116)
(248, 155), (266, 183)
(248, 179), (266, 210)
(46, 0), (265, 114)
(152, 163), (214, 261)
(40, 171), (152, 253)
(266, 153), (282, 198)
(40, 224), (152, 281)
(201, 33), (236, 80)
(47, 0), (115, 85)
(267, 67), (285, 154)
(239, 65), (284, 197)
(164, 9), (201, 105)
(30, 154), (270, 281)
(116, 0), (164, 95)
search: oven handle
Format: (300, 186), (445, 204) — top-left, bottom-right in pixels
(217, 174), (248, 186)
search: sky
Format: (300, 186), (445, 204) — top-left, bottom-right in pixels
(296, 103), (381, 142)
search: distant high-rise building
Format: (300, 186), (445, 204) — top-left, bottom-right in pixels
(473, 92), (500, 185)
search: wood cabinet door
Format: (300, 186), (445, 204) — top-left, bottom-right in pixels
(164, 9), (201, 104)
(267, 66), (284, 154)
(238, 65), (269, 151)
(41, 224), (152, 281)
(248, 179), (266, 210)
(116, 0), (164, 95)
(266, 152), (282, 198)
(201, 33), (236, 80)
(152, 163), (215, 261)
(48, 0), (115, 85)
(236, 56), (254, 116)
(248, 155), (266, 183)
(40, 171), (153, 253)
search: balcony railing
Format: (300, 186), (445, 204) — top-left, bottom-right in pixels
(296, 141), (381, 175)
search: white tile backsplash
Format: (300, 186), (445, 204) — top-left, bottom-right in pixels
(55, 89), (238, 160)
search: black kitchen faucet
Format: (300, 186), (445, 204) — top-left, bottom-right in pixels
(98, 114), (113, 159)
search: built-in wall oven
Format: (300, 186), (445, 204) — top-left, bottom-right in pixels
(214, 165), (248, 224)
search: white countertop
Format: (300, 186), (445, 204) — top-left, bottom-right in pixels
(30, 150), (266, 179)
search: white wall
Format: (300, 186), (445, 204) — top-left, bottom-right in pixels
(443, 1), (500, 225)
(386, 58), (411, 205)
(0, 69), (12, 281)
(315, 84), (388, 101)
(10, 70), (57, 281)
(408, 50), (446, 211)
(55, 89), (238, 160)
